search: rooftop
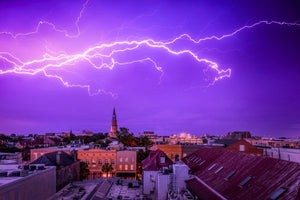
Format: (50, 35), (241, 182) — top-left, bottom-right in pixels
(182, 147), (300, 200)
(0, 164), (55, 187)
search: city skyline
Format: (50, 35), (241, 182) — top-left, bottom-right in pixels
(0, 1), (300, 137)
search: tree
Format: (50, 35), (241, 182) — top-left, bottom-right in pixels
(80, 161), (90, 181)
(102, 163), (113, 179)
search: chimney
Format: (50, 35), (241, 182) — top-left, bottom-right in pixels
(56, 151), (63, 166)
(71, 150), (77, 161)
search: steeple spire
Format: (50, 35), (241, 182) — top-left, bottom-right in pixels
(110, 107), (118, 138)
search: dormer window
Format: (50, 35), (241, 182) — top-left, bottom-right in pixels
(160, 157), (165, 163)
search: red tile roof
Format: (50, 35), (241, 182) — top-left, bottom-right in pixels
(142, 149), (173, 171)
(183, 147), (300, 200)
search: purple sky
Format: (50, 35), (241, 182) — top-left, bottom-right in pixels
(0, 0), (300, 137)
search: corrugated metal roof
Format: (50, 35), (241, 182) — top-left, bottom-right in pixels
(183, 147), (300, 200)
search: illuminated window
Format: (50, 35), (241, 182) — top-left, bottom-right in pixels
(130, 164), (134, 170)
(120, 157), (123, 162)
(98, 159), (102, 165)
(86, 159), (89, 165)
(239, 145), (245, 151)
(125, 165), (128, 170)
(119, 165), (122, 170)
(92, 159), (96, 165)
(125, 157), (128, 162)
(105, 159), (108, 164)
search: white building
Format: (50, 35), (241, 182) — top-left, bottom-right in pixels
(263, 147), (300, 163)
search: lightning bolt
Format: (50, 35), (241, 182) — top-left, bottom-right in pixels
(0, 0), (299, 96)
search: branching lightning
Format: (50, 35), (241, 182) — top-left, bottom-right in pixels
(0, 0), (300, 96)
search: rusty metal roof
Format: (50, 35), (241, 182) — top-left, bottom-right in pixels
(183, 147), (300, 200)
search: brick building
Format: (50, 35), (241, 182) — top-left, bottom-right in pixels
(226, 139), (263, 156)
(77, 148), (117, 179)
(77, 148), (138, 180)
(116, 150), (137, 179)
(151, 144), (202, 161)
(30, 145), (89, 162)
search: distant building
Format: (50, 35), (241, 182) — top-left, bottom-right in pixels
(151, 144), (202, 161)
(31, 151), (80, 191)
(225, 131), (251, 139)
(226, 139), (263, 156)
(139, 131), (159, 143)
(246, 138), (300, 148)
(182, 147), (300, 200)
(110, 108), (118, 138)
(263, 147), (300, 163)
(167, 133), (203, 145)
(0, 164), (56, 200)
(0, 152), (22, 164)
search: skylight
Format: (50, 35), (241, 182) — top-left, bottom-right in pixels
(239, 176), (252, 186)
(215, 166), (224, 174)
(208, 164), (216, 171)
(269, 187), (287, 200)
(199, 160), (206, 166)
(225, 170), (236, 180)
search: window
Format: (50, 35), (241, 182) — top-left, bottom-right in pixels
(92, 159), (96, 165)
(86, 159), (89, 165)
(208, 164), (217, 171)
(120, 157), (123, 162)
(225, 170), (236, 180)
(239, 145), (245, 151)
(125, 157), (128, 162)
(119, 165), (122, 170)
(150, 175), (154, 182)
(215, 166), (224, 174)
(269, 187), (287, 200)
(125, 165), (128, 170)
(171, 154), (174, 159)
(130, 164), (134, 170)
(98, 159), (102, 165)
(105, 159), (108, 164)
(175, 154), (180, 161)
(111, 159), (115, 167)
(239, 176), (252, 186)
(160, 157), (165, 163)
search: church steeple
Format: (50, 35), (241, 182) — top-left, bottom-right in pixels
(110, 107), (118, 138)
